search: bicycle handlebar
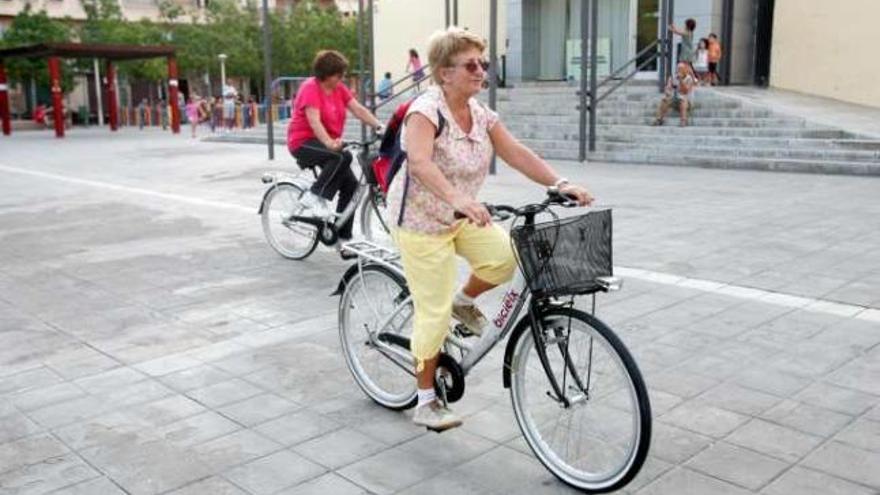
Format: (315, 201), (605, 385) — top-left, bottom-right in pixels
(454, 189), (581, 222)
(341, 134), (382, 150)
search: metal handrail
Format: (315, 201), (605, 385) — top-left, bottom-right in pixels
(371, 66), (433, 111)
(596, 40), (660, 90)
(596, 51), (661, 105)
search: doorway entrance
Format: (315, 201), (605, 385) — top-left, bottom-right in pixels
(753, 0), (775, 86)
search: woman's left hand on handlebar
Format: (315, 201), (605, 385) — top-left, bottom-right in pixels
(559, 183), (595, 206)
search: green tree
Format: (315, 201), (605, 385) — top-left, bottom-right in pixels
(0, 5), (73, 90)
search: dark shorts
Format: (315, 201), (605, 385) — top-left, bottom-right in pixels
(708, 62), (718, 74)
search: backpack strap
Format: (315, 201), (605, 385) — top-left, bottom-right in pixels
(397, 109), (445, 227)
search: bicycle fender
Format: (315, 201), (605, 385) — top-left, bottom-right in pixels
(332, 263), (362, 296)
(257, 177), (311, 214)
(502, 316), (534, 389)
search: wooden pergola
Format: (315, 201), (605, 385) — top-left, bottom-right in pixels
(0, 42), (180, 138)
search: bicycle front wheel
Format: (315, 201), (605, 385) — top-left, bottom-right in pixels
(261, 183), (319, 260)
(339, 264), (417, 410)
(509, 307), (651, 493)
(359, 188), (393, 247)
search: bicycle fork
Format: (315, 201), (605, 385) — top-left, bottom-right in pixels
(527, 304), (591, 409)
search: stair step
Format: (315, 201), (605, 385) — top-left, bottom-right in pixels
(597, 142), (880, 162)
(587, 152), (880, 176)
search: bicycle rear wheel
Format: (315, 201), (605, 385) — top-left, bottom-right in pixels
(261, 183), (319, 260)
(339, 264), (417, 410)
(359, 188), (393, 246)
(509, 307), (651, 493)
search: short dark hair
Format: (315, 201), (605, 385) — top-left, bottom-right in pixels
(312, 50), (349, 81)
(685, 18), (696, 31)
(384, 72), (392, 78)
(708, 33), (718, 39)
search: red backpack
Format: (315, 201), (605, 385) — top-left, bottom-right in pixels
(371, 98), (445, 194)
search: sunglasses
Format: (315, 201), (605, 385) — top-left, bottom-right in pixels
(453, 59), (490, 73)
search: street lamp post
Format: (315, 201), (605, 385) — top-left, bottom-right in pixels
(218, 53), (227, 94)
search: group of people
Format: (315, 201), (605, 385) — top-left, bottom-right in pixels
(285, 29), (592, 431)
(183, 88), (260, 138)
(654, 18), (724, 127)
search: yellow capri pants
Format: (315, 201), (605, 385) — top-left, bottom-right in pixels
(394, 221), (517, 370)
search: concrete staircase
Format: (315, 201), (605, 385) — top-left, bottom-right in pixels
(209, 82), (880, 175)
(495, 81), (880, 175)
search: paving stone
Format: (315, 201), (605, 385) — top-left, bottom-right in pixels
(761, 466), (877, 495)
(158, 411), (241, 448)
(10, 382), (86, 412)
(223, 449), (326, 495)
(725, 418), (824, 463)
(191, 429), (283, 472)
(801, 440), (880, 489)
(0, 453), (99, 493)
(216, 392), (301, 427)
(133, 353), (203, 377)
(660, 402), (750, 438)
(759, 399), (854, 437)
(165, 476), (249, 495)
(254, 409), (343, 447)
(292, 427), (388, 469)
(636, 467), (753, 495)
(648, 423), (714, 464)
(158, 363), (234, 392)
(832, 418), (880, 453)
(53, 410), (152, 450)
(278, 472), (370, 495)
(0, 410), (43, 444)
(646, 369), (720, 399)
(128, 394), (207, 427)
(54, 476), (129, 494)
(186, 378), (264, 408)
(0, 433), (69, 475)
(25, 395), (112, 429)
(793, 381), (879, 416)
(685, 441), (788, 491)
(80, 437), (214, 495)
(0, 367), (62, 396)
(694, 382), (783, 416)
(730, 366), (812, 397)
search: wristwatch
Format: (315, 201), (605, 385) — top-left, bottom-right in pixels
(553, 177), (570, 189)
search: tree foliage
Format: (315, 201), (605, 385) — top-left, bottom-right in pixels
(1, 0), (359, 93)
(0, 5), (74, 89)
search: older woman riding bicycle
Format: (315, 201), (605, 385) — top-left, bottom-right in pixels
(287, 50), (383, 256)
(386, 27), (594, 431)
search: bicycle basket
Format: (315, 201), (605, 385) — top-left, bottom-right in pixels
(510, 209), (612, 298)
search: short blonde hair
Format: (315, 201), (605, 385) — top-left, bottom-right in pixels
(427, 27), (486, 85)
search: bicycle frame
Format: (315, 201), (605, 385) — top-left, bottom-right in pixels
(341, 240), (532, 376)
(258, 147), (380, 236)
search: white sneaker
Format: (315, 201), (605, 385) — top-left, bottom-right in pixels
(298, 191), (334, 219)
(451, 302), (488, 337)
(412, 400), (462, 431)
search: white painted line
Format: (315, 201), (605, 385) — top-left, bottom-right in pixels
(2, 163), (878, 322)
(0, 164), (253, 213)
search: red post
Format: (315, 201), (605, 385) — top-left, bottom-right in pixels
(0, 61), (10, 136)
(167, 56), (180, 134)
(48, 57), (64, 138)
(106, 61), (118, 131)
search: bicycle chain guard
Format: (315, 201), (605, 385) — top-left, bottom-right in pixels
(376, 333), (465, 404)
(435, 353), (465, 404)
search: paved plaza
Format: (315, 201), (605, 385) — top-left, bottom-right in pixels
(0, 128), (879, 494)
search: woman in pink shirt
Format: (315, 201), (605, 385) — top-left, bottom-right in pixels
(287, 50), (383, 249)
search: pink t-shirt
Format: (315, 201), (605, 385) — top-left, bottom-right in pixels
(286, 77), (353, 151)
(185, 102), (199, 122)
